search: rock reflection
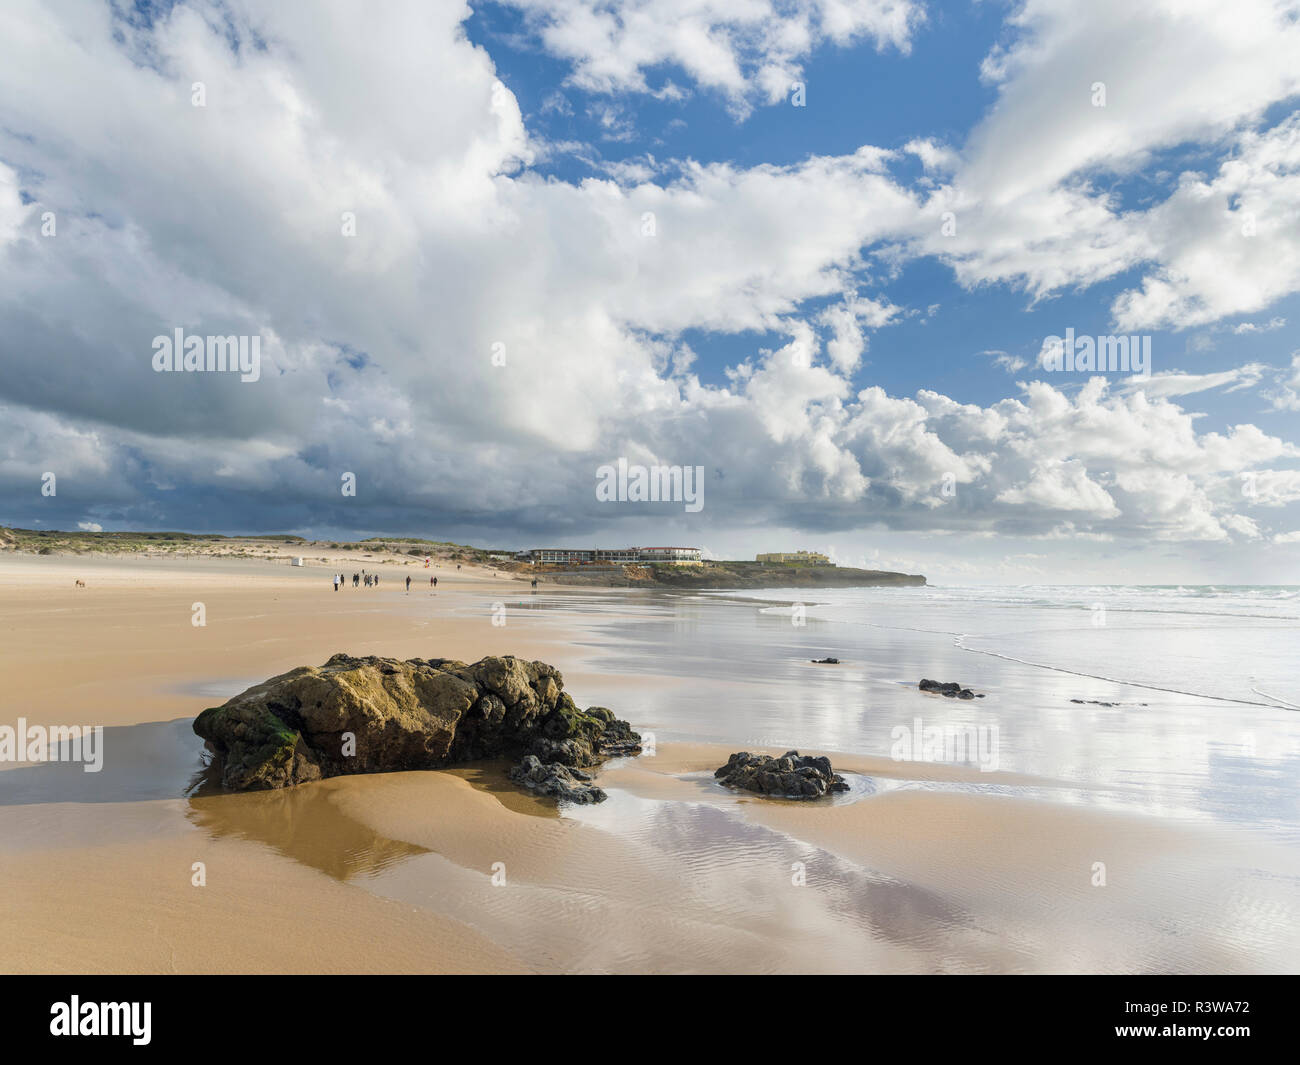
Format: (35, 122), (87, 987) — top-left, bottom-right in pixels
(186, 782), (430, 882)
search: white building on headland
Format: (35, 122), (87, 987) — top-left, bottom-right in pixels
(517, 546), (701, 566)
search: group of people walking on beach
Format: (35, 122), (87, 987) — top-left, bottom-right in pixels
(331, 570), (437, 592)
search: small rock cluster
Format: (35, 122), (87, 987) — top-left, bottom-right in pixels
(714, 750), (849, 799)
(919, 678), (984, 699)
(509, 755), (606, 803)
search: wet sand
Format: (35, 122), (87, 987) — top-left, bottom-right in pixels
(1, 554), (1296, 973)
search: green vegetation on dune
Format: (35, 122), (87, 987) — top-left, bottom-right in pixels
(0, 527), (308, 556)
(0, 525), (494, 563)
(359, 536), (458, 545)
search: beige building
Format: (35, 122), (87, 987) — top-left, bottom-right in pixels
(756, 550), (832, 566)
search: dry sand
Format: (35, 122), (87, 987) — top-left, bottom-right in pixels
(1, 552), (1294, 973)
(0, 551), (561, 729)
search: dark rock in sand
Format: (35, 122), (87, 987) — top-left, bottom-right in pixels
(811, 657), (840, 664)
(714, 750), (849, 799)
(193, 653), (640, 798)
(509, 754), (606, 803)
(919, 678), (983, 699)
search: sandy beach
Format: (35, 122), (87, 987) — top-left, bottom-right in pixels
(0, 553), (1297, 974)
(0, 550), (559, 972)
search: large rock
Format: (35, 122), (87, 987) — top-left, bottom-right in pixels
(714, 750), (849, 799)
(193, 653), (640, 796)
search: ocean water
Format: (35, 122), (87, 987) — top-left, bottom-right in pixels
(744, 583), (1300, 708)
(459, 584), (1300, 838)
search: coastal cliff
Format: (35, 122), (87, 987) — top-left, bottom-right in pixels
(538, 561), (926, 589)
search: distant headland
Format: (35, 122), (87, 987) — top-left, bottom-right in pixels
(0, 527), (925, 588)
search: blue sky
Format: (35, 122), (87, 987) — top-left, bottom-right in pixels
(469, 2), (1003, 174)
(1, 0), (1299, 583)
(466, 0), (1300, 430)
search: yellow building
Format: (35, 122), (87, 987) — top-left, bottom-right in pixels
(756, 550), (832, 565)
